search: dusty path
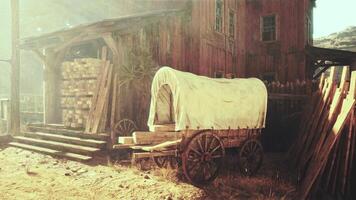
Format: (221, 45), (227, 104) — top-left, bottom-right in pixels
(0, 144), (297, 200)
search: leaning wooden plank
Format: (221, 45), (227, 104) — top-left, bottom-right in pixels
(110, 74), (118, 144)
(90, 64), (113, 133)
(319, 73), (326, 91)
(141, 139), (182, 152)
(348, 71), (356, 99)
(338, 110), (353, 194)
(300, 79), (347, 169)
(132, 131), (182, 145)
(289, 80), (328, 159)
(118, 136), (134, 145)
(299, 97), (355, 200)
(85, 60), (110, 133)
(339, 66), (349, 92)
(294, 79), (335, 167)
(314, 70), (352, 156)
(346, 116), (356, 196)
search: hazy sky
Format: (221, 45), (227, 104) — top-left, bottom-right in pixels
(314, 0), (356, 38)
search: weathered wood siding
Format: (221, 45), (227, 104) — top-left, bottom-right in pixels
(235, 0), (312, 82)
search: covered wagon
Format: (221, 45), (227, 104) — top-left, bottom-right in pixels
(116, 67), (268, 185)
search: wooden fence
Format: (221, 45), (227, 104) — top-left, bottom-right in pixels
(0, 99), (10, 134)
(262, 80), (314, 152)
(0, 94), (44, 128)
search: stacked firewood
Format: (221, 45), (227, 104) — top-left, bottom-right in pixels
(61, 58), (102, 79)
(61, 58), (104, 128)
(288, 66), (356, 199)
(61, 79), (97, 96)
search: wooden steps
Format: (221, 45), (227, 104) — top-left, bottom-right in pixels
(27, 124), (108, 140)
(23, 132), (106, 148)
(8, 142), (92, 161)
(9, 123), (109, 161)
(13, 136), (101, 156)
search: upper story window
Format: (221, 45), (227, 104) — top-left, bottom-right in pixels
(229, 10), (235, 39)
(262, 15), (276, 42)
(215, 0), (224, 32)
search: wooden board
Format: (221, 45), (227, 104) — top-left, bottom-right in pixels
(152, 124), (176, 132)
(118, 136), (134, 145)
(132, 131), (182, 145)
(85, 61), (113, 134)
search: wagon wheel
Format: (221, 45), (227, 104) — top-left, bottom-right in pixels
(238, 139), (264, 176)
(182, 130), (225, 185)
(114, 119), (137, 137)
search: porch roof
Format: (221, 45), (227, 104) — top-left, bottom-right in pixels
(20, 9), (182, 51)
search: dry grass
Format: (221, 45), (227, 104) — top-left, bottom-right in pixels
(0, 143), (297, 200)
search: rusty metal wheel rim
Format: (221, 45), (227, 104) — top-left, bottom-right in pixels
(114, 119), (137, 137)
(182, 130), (225, 185)
(238, 139), (263, 176)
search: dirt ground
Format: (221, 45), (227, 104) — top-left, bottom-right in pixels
(0, 143), (298, 200)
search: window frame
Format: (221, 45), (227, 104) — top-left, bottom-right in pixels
(214, 0), (224, 33)
(261, 14), (278, 42)
(228, 9), (236, 40)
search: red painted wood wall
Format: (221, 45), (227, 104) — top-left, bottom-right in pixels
(137, 0), (314, 82)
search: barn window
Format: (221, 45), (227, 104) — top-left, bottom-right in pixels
(229, 10), (235, 39)
(215, 0), (224, 32)
(262, 15), (276, 41)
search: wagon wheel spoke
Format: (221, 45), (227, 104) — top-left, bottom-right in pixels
(187, 160), (201, 175)
(189, 146), (202, 156)
(210, 143), (222, 154)
(196, 136), (204, 152)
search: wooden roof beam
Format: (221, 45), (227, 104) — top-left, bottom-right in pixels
(102, 33), (119, 57)
(53, 32), (88, 53)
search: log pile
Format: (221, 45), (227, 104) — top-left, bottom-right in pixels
(288, 66), (356, 199)
(61, 58), (102, 79)
(60, 58), (104, 128)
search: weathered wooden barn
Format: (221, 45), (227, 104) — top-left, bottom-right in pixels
(11, 0), (356, 160)
(20, 0), (320, 123)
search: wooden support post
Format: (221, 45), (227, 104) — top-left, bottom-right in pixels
(9, 0), (20, 135)
(40, 48), (65, 124)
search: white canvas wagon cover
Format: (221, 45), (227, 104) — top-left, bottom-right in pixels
(147, 67), (268, 131)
